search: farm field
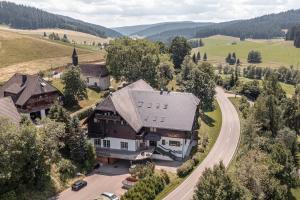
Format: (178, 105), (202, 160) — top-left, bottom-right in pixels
(193, 35), (300, 69)
(0, 26), (111, 46)
(0, 28), (105, 82)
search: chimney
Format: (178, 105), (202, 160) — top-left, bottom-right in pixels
(22, 75), (27, 85)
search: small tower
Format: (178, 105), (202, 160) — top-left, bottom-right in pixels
(72, 48), (78, 66)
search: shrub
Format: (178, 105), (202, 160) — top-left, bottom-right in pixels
(121, 175), (165, 200)
(72, 106), (94, 120)
(160, 169), (170, 184)
(177, 159), (195, 177)
(130, 162), (155, 179)
(192, 152), (202, 165)
(57, 158), (77, 181)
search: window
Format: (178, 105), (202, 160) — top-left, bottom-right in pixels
(120, 142), (128, 150)
(94, 138), (101, 146)
(103, 140), (110, 148)
(150, 127), (157, 132)
(169, 140), (181, 147)
(162, 139), (166, 145)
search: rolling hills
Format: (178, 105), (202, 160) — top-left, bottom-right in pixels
(113, 21), (214, 37)
(0, 1), (122, 38)
(147, 9), (300, 42)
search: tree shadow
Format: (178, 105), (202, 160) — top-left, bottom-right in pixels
(201, 113), (216, 127)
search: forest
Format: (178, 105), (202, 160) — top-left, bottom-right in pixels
(0, 1), (121, 38)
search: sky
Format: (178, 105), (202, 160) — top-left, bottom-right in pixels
(8, 0), (300, 28)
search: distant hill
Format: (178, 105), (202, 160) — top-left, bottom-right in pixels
(0, 1), (122, 38)
(132, 21), (214, 37)
(148, 9), (300, 42)
(112, 24), (157, 36)
(113, 21), (214, 37)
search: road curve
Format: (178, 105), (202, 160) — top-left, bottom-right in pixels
(163, 87), (240, 200)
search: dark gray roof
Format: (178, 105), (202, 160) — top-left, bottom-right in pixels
(0, 73), (60, 106)
(97, 80), (200, 132)
(0, 97), (21, 124)
(79, 62), (109, 78)
(131, 90), (200, 131)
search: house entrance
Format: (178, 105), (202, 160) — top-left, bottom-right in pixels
(149, 141), (157, 147)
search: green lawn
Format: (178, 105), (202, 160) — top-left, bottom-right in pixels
(192, 35), (300, 69)
(155, 100), (222, 200)
(291, 188), (300, 200)
(51, 78), (105, 112)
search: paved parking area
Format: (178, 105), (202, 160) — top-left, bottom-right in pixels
(53, 161), (130, 200)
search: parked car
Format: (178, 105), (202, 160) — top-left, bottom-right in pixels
(71, 180), (87, 191)
(101, 192), (119, 200)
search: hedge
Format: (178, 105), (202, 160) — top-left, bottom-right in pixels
(177, 159), (195, 177)
(121, 175), (165, 200)
(71, 106), (94, 120)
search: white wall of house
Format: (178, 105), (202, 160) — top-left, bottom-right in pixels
(99, 76), (110, 90)
(90, 137), (137, 151)
(157, 137), (191, 158)
(86, 75), (110, 90)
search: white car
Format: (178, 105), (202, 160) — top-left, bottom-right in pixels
(101, 192), (119, 200)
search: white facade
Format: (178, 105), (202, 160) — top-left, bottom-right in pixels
(91, 137), (137, 151)
(86, 75), (110, 90)
(91, 136), (192, 160)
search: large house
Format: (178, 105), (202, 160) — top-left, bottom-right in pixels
(0, 97), (21, 124)
(72, 48), (110, 90)
(0, 73), (62, 120)
(85, 80), (200, 163)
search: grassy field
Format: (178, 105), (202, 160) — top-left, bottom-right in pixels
(51, 78), (105, 112)
(0, 26), (111, 46)
(192, 35), (300, 69)
(156, 100), (222, 200)
(0, 28), (105, 82)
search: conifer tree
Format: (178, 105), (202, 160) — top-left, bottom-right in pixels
(203, 53), (207, 61)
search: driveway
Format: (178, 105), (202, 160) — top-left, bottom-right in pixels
(54, 161), (129, 200)
(163, 87), (241, 200)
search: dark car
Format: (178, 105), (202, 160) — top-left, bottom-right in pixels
(71, 180), (87, 191)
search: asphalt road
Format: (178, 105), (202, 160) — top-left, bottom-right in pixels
(163, 87), (241, 200)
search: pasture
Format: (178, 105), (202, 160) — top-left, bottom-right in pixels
(193, 35), (300, 69)
(0, 28), (105, 82)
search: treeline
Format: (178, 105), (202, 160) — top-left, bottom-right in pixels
(286, 26), (300, 48)
(194, 74), (300, 200)
(47, 32), (70, 43)
(188, 38), (204, 48)
(148, 9), (300, 42)
(243, 65), (300, 85)
(0, 1), (121, 38)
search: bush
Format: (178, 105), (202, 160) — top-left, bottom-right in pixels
(121, 175), (165, 200)
(130, 162), (155, 179)
(57, 158), (77, 181)
(192, 152), (202, 165)
(177, 159), (195, 177)
(72, 106), (94, 120)
(160, 169), (170, 185)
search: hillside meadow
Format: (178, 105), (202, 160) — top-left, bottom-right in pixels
(0, 26), (111, 46)
(0, 28), (105, 82)
(193, 35), (300, 69)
